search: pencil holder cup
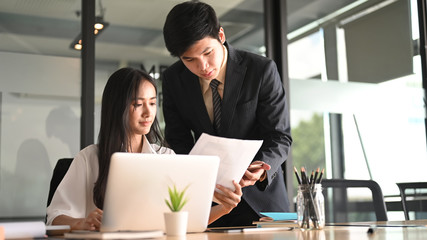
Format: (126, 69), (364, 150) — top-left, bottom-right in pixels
(297, 184), (325, 229)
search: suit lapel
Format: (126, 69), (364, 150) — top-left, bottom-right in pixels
(222, 44), (246, 135)
(180, 69), (215, 134)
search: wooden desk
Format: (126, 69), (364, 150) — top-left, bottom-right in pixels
(157, 220), (427, 240)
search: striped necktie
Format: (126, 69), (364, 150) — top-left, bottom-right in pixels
(209, 79), (221, 132)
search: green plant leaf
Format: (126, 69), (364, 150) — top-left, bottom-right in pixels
(165, 183), (190, 212)
(165, 199), (173, 211)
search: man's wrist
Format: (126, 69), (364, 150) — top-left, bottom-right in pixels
(259, 170), (267, 182)
(256, 171), (268, 191)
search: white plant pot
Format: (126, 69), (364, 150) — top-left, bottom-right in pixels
(164, 211), (188, 236)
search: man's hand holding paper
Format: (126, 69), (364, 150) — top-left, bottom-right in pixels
(240, 161), (271, 187)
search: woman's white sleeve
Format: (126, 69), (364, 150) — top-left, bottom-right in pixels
(46, 152), (92, 225)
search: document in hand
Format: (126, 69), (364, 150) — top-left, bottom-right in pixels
(189, 133), (263, 191)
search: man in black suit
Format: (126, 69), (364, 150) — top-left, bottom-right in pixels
(162, 1), (292, 227)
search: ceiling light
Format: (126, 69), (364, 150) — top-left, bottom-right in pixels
(94, 16), (106, 30)
(74, 40), (82, 51)
(69, 16), (109, 51)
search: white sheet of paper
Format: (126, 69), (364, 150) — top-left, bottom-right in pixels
(189, 133), (263, 191)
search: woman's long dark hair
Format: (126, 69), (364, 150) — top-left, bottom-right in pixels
(93, 67), (166, 209)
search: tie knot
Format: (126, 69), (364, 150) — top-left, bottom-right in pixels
(210, 79), (220, 90)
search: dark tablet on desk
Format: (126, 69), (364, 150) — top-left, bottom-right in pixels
(207, 226), (294, 233)
(207, 226), (257, 233)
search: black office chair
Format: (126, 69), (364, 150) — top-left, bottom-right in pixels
(322, 179), (388, 223)
(47, 158), (73, 207)
(396, 182), (427, 220)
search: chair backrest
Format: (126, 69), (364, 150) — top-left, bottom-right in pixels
(396, 182), (427, 220)
(47, 158), (73, 207)
(322, 179), (388, 223)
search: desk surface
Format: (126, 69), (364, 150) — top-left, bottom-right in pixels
(158, 220), (427, 240)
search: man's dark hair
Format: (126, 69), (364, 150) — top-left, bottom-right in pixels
(163, 1), (221, 57)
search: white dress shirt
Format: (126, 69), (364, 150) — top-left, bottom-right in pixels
(199, 44), (228, 123)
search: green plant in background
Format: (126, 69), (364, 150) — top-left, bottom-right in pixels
(292, 113), (325, 190)
(165, 184), (189, 212)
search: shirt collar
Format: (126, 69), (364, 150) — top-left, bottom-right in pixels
(141, 135), (157, 154)
(217, 44), (228, 83)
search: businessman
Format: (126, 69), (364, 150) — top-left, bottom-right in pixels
(162, 1), (292, 227)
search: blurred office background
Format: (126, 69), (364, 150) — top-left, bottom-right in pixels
(0, 0), (425, 221)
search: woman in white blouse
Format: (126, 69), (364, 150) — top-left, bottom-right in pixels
(46, 68), (242, 230)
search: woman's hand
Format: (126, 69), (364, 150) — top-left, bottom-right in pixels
(209, 180), (242, 224)
(240, 161), (271, 187)
(214, 181), (242, 214)
(52, 208), (103, 231)
(73, 208), (103, 230)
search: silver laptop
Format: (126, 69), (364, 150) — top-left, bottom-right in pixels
(100, 153), (219, 233)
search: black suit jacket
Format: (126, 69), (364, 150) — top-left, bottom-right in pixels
(162, 42), (292, 220)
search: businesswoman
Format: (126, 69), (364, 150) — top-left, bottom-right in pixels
(46, 67), (242, 230)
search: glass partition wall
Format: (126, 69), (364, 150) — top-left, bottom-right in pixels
(0, 1), (81, 219)
(289, 0), (426, 221)
(0, 0), (266, 221)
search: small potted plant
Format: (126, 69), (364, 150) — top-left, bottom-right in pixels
(164, 184), (189, 236)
